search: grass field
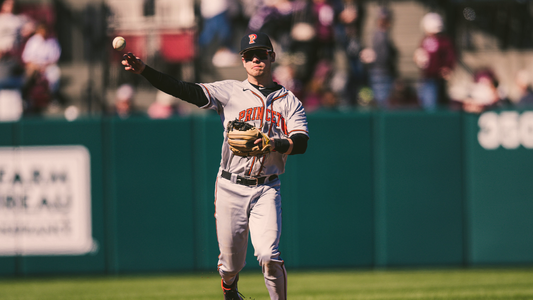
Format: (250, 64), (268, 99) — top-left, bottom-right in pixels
(1, 268), (533, 300)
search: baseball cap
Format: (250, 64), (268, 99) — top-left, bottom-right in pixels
(240, 32), (273, 54)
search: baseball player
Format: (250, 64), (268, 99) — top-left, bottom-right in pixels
(122, 32), (309, 300)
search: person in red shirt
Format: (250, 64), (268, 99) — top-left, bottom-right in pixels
(413, 12), (455, 110)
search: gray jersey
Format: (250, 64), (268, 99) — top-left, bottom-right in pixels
(199, 79), (308, 177)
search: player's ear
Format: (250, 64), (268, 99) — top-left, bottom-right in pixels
(270, 52), (276, 63)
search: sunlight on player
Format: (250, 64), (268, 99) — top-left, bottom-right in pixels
(122, 32), (309, 300)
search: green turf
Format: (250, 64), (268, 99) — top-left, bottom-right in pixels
(1, 268), (533, 300)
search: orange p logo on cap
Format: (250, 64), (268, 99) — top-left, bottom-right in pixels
(248, 34), (257, 44)
(240, 32), (272, 54)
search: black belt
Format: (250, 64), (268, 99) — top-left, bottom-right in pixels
(221, 170), (278, 186)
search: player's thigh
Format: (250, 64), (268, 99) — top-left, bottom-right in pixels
(249, 185), (282, 259)
(215, 178), (251, 249)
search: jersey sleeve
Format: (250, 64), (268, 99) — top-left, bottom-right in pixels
(198, 80), (238, 114)
(284, 92), (309, 137)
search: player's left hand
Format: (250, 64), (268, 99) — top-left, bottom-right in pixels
(256, 138), (276, 151)
(227, 119), (271, 157)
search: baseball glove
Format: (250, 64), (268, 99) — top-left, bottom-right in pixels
(226, 119), (271, 157)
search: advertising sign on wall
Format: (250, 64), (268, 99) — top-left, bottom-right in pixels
(0, 146), (94, 256)
(478, 111), (533, 150)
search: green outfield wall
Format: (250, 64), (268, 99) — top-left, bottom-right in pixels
(0, 110), (532, 276)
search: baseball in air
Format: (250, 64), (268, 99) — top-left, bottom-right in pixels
(112, 36), (126, 51)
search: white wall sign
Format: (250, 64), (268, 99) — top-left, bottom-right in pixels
(0, 146), (94, 256)
(478, 111), (533, 150)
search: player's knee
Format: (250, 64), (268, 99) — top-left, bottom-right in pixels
(257, 252), (272, 266)
(218, 251), (246, 275)
(220, 261), (245, 276)
(219, 258), (245, 280)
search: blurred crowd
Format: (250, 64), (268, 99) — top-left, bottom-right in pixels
(226, 0), (532, 114)
(1, 0), (533, 122)
(0, 0), (61, 121)
(115, 0), (533, 119)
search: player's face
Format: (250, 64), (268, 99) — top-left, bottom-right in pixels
(241, 48), (275, 79)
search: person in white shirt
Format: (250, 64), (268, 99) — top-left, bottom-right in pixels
(22, 22), (61, 94)
(0, 0), (27, 58)
(0, 0), (28, 121)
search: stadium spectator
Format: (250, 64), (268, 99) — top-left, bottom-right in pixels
(21, 22), (61, 114)
(387, 78), (419, 109)
(311, 0), (336, 61)
(247, 0), (294, 47)
(336, 0), (366, 107)
(147, 90), (178, 119)
(302, 59), (333, 112)
(0, 0), (31, 60)
(286, 0), (319, 85)
(360, 6), (397, 108)
(515, 69), (533, 107)
(113, 83), (135, 118)
(272, 63), (304, 100)
(198, 0), (240, 67)
(462, 69), (511, 113)
(319, 89), (339, 110)
(0, 0), (30, 121)
(413, 12), (455, 111)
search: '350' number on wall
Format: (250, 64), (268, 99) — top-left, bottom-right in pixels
(478, 111), (533, 150)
